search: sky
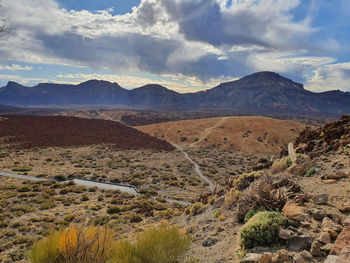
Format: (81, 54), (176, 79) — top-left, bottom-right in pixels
(0, 0), (349, 93)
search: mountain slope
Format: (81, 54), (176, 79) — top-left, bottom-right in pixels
(1, 72), (350, 114)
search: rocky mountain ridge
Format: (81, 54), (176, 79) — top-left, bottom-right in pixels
(1, 72), (350, 115)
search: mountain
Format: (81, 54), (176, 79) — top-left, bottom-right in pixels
(1, 72), (350, 115)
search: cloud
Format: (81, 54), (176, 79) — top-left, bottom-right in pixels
(0, 64), (33, 71)
(0, 0), (348, 92)
(306, 62), (350, 92)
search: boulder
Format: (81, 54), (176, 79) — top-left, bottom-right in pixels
(330, 223), (350, 255)
(311, 208), (326, 221)
(286, 235), (313, 252)
(278, 229), (292, 240)
(318, 232), (331, 244)
(283, 202), (306, 222)
(311, 194), (328, 205)
(321, 243), (334, 252)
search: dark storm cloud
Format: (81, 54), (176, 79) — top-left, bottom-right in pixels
(36, 31), (250, 79)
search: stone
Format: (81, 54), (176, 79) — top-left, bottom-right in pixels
(321, 243), (334, 252)
(202, 237), (217, 247)
(344, 216), (350, 227)
(293, 254), (305, 263)
(240, 253), (262, 263)
(259, 253), (273, 263)
(318, 232), (331, 244)
(312, 209), (326, 221)
(330, 224), (350, 255)
(324, 255), (338, 263)
(323, 179), (337, 184)
(312, 194), (328, 205)
(273, 249), (291, 263)
(278, 229), (292, 240)
(300, 250), (313, 260)
(322, 217), (342, 232)
(286, 235), (312, 252)
(283, 202), (306, 222)
(310, 240), (322, 257)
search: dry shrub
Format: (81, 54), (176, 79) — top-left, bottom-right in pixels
(30, 225), (115, 263)
(236, 176), (287, 221)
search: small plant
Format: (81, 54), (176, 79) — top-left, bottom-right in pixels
(285, 157), (292, 167)
(213, 208), (222, 219)
(185, 202), (206, 216)
(107, 206), (121, 214)
(54, 175), (66, 182)
(240, 211), (287, 249)
(244, 208), (261, 222)
(306, 167), (316, 177)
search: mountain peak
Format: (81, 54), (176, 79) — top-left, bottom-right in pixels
(239, 71), (304, 90)
(6, 81), (24, 88)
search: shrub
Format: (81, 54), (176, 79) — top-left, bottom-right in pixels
(107, 206), (121, 214)
(185, 202), (206, 216)
(39, 200), (56, 210)
(30, 226), (115, 263)
(236, 176), (287, 221)
(54, 175), (66, 182)
(12, 165), (32, 172)
(306, 167), (316, 177)
(112, 224), (191, 263)
(240, 211), (287, 249)
(213, 208), (222, 219)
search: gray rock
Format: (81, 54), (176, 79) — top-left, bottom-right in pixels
(286, 235), (312, 252)
(202, 237), (217, 247)
(312, 194), (328, 205)
(312, 209), (326, 221)
(278, 228), (293, 240)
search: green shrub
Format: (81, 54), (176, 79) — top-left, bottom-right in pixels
(240, 211), (287, 249)
(112, 224), (191, 263)
(244, 208), (262, 223)
(306, 167), (316, 177)
(185, 202), (206, 216)
(30, 231), (63, 263)
(213, 208), (222, 219)
(285, 157), (292, 167)
(12, 165), (32, 172)
(107, 206), (121, 214)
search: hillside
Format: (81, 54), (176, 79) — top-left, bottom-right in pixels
(136, 116), (307, 154)
(0, 116), (174, 151)
(1, 72), (350, 114)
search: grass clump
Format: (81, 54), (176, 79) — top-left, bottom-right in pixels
(240, 211), (287, 250)
(112, 224), (191, 263)
(30, 224), (191, 263)
(30, 225), (115, 263)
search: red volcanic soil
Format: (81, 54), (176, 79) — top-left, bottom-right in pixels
(0, 116), (175, 151)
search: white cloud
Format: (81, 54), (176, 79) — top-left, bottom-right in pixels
(0, 64), (33, 71)
(306, 62), (350, 92)
(0, 0), (318, 81)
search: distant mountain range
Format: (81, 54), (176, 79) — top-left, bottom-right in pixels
(1, 72), (350, 115)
